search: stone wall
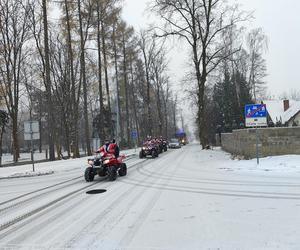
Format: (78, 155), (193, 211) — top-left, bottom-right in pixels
(221, 127), (300, 159)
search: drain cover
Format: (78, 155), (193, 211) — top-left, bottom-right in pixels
(86, 189), (107, 194)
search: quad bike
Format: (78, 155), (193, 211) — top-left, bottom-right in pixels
(84, 152), (127, 182)
(158, 141), (164, 154)
(162, 140), (168, 152)
(139, 144), (159, 159)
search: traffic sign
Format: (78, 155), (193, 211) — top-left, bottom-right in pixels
(24, 120), (40, 172)
(131, 130), (138, 139)
(245, 104), (267, 127)
(24, 121), (40, 140)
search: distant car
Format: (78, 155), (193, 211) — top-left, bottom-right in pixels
(168, 138), (181, 149)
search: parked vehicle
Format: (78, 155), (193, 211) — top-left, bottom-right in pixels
(84, 152), (127, 182)
(168, 138), (181, 149)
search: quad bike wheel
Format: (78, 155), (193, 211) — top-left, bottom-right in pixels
(119, 163), (127, 176)
(84, 167), (95, 182)
(139, 150), (144, 159)
(108, 166), (117, 181)
(152, 150), (158, 158)
(98, 167), (106, 177)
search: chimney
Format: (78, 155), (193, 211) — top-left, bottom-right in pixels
(283, 99), (290, 112)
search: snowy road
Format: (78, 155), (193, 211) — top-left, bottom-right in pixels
(0, 144), (300, 249)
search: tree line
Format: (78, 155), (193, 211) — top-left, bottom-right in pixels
(151, 0), (268, 148)
(0, 0), (269, 164)
(0, 0), (179, 164)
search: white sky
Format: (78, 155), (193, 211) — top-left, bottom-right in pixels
(122, 0), (300, 98)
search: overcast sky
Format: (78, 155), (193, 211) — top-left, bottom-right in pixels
(122, 0), (300, 98)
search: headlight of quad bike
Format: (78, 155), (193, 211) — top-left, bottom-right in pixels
(142, 147), (146, 150)
(88, 160), (94, 165)
(103, 159), (110, 164)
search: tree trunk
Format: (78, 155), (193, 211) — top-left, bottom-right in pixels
(129, 56), (140, 144)
(0, 127), (3, 167)
(42, 0), (55, 160)
(154, 71), (163, 135)
(122, 35), (130, 146)
(101, 19), (113, 138)
(112, 23), (123, 143)
(12, 113), (19, 162)
(97, 1), (105, 142)
(64, 0), (79, 158)
(77, 0), (91, 156)
(143, 55), (152, 135)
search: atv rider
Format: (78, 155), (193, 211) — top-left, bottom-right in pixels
(97, 139), (110, 154)
(143, 136), (153, 147)
(109, 139), (120, 158)
(97, 139), (119, 158)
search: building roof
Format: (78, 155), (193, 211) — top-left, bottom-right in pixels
(263, 100), (300, 124)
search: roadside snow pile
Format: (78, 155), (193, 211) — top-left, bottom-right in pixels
(226, 154), (300, 175)
(0, 148), (139, 179)
(0, 170), (54, 179)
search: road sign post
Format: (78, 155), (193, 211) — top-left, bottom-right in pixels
(131, 130), (138, 152)
(24, 121), (40, 172)
(245, 104), (267, 165)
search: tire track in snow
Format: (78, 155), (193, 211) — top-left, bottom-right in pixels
(0, 176), (82, 207)
(64, 150), (176, 249)
(0, 157), (146, 235)
(0, 157), (139, 212)
(138, 166), (300, 187)
(118, 146), (187, 248)
(134, 167), (300, 198)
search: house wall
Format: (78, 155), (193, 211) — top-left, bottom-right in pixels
(288, 112), (300, 127)
(221, 127), (300, 159)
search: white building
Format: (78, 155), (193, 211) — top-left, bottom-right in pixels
(263, 100), (300, 127)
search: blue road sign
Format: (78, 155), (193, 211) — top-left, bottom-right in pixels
(245, 104), (267, 118)
(131, 130), (138, 139)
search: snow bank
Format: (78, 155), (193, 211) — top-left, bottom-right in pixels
(0, 148), (139, 179)
(218, 147), (300, 175)
(0, 170), (54, 179)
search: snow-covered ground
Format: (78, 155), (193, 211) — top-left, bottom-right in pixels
(2, 146), (299, 179)
(0, 144), (300, 249)
(2, 147), (140, 164)
(216, 147), (300, 176)
(0, 148), (139, 179)
(2, 152), (49, 164)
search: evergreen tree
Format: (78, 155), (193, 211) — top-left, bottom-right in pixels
(212, 71), (253, 134)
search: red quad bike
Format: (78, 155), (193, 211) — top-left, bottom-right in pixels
(139, 143), (159, 159)
(84, 152), (127, 182)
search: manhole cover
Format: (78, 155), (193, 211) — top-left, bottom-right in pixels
(86, 189), (107, 194)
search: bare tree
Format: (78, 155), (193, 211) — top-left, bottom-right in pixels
(111, 11), (123, 143)
(152, 0), (248, 148)
(279, 89), (300, 101)
(41, 0), (56, 160)
(0, 0), (33, 161)
(138, 31), (158, 136)
(247, 28), (268, 102)
(150, 43), (168, 135)
(77, 0), (93, 155)
(96, 0), (105, 142)
(0, 110), (9, 166)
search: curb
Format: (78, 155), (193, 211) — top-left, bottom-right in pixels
(0, 171), (54, 180)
